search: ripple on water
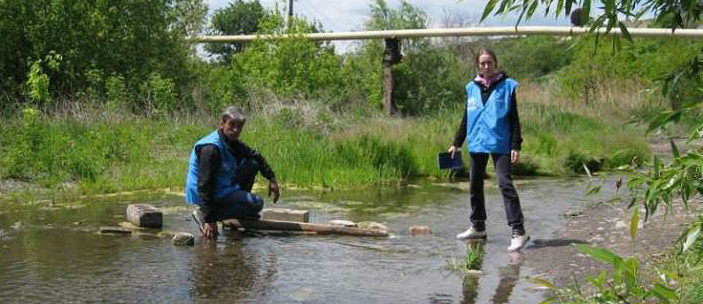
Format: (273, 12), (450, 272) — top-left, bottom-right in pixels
(0, 177), (617, 304)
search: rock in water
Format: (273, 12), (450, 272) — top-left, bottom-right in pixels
(172, 232), (195, 246)
(408, 226), (431, 235)
(329, 220), (357, 227)
(126, 204), (163, 228)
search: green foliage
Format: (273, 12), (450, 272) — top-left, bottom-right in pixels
(364, 0), (427, 31)
(106, 74), (128, 111)
(492, 36), (574, 79)
(556, 37), (702, 104)
(539, 245), (679, 303)
(25, 61), (51, 104)
(0, 0), (206, 111)
(205, 0), (267, 62)
(231, 13), (346, 100)
(335, 135), (418, 179)
(0, 109), (151, 187)
(140, 72), (177, 114)
(481, 0), (703, 37)
(392, 46), (468, 115)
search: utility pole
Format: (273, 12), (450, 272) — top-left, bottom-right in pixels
(287, 0), (294, 28)
(382, 38), (402, 115)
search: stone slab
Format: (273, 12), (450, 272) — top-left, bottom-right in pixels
(126, 204), (163, 228)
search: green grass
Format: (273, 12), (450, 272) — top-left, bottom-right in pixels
(447, 242), (485, 272)
(0, 91), (654, 199)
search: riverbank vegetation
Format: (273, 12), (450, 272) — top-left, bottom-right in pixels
(0, 0), (700, 198)
(3, 0), (695, 198)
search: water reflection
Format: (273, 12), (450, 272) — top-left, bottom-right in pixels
(0, 177), (619, 303)
(490, 252), (522, 304)
(461, 245), (524, 304)
(191, 232), (275, 302)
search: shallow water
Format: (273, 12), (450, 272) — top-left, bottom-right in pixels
(0, 177), (619, 304)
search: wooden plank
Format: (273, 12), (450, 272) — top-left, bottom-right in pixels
(224, 219), (388, 237)
(262, 208), (310, 222)
(99, 226), (132, 235)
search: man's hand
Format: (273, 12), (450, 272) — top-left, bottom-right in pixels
(448, 146), (459, 158)
(268, 180), (280, 204)
(203, 222), (218, 239)
(511, 150), (520, 164)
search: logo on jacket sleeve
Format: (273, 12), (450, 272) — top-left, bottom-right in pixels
(467, 97), (479, 111)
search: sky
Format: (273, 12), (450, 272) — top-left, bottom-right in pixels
(206, 0), (573, 30)
(204, 0), (574, 52)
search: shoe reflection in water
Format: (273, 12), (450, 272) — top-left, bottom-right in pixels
(461, 250), (523, 304)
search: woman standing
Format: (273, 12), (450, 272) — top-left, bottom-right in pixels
(449, 49), (529, 252)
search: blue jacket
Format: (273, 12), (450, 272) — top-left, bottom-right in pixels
(184, 130), (240, 205)
(465, 78), (518, 154)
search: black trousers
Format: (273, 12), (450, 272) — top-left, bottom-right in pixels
(469, 153), (524, 233)
(210, 159), (263, 221)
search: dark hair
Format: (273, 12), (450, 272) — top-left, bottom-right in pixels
(221, 105), (247, 123)
(475, 49), (498, 67)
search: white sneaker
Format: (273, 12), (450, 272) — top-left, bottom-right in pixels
(456, 227), (487, 240)
(507, 234), (530, 252)
(191, 210), (206, 234)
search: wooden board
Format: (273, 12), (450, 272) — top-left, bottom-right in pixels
(261, 208), (310, 222)
(224, 219), (388, 237)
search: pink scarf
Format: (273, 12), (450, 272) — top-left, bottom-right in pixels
(474, 72), (504, 88)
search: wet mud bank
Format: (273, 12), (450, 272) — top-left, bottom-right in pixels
(524, 198), (701, 288)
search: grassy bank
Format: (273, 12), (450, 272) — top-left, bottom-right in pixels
(0, 79), (655, 199)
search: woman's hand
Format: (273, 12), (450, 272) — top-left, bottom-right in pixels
(511, 150), (520, 164)
(448, 146), (459, 158)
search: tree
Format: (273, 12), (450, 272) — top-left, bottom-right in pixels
(481, 0), (703, 35)
(0, 0), (207, 110)
(364, 0), (427, 31)
(205, 0), (267, 63)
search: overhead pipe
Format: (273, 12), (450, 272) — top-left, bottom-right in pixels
(189, 25), (703, 115)
(188, 26), (703, 43)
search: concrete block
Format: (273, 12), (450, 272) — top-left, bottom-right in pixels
(262, 208), (309, 223)
(408, 225), (431, 235)
(126, 204), (162, 228)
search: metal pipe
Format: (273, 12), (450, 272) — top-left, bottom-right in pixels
(187, 26), (703, 43)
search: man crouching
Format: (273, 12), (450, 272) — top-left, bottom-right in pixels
(185, 105), (280, 239)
